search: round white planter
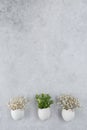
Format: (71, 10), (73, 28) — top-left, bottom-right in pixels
(11, 109), (24, 120)
(38, 107), (51, 120)
(62, 109), (75, 121)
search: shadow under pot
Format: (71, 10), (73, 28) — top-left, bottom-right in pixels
(38, 107), (51, 120)
(62, 109), (75, 122)
(11, 109), (24, 120)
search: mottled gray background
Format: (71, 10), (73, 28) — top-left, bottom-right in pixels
(0, 0), (87, 129)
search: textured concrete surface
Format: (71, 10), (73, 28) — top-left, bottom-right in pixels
(0, 0), (87, 129)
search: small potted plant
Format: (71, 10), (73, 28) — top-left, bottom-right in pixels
(8, 96), (28, 120)
(57, 94), (80, 121)
(35, 93), (53, 120)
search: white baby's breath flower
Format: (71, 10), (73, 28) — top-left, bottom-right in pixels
(57, 94), (80, 110)
(8, 97), (28, 110)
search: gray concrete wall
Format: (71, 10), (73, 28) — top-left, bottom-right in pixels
(0, 0), (87, 129)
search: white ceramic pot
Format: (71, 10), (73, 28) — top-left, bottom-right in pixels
(62, 109), (75, 121)
(11, 109), (24, 120)
(38, 107), (51, 120)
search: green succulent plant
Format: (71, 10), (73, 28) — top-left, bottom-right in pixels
(36, 93), (53, 109)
